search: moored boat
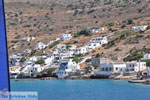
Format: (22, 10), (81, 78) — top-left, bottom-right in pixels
(128, 79), (146, 83)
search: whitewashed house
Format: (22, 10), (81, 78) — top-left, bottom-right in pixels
(141, 54), (150, 60)
(53, 53), (69, 62)
(28, 56), (38, 62)
(126, 61), (147, 73)
(20, 61), (34, 77)
(57, 44), (77, 56)
(9, 55), (21, 66)
(23, 61), (34, 67)
(56, 59), (80, 78)
(32, 65), (45, 76)
(60, 34), (72, 41)
(146, 67), (150, 76)
(48, 40), (55, 45)
(21, 37), (35, 42)
(56, 38), (60, 41)
(131, 25), (148, 32)
(34, 42), (47, 51)
(87, 37), (108, 49)
(57, 44), (67, 52)
(88, 27), (104, 34)
(95, 63), (126, 76)
(75, 46), (88, 55)
(23, 49), (32, 55)
(20, 61), (45, 77)
(44, 56), (54, 66)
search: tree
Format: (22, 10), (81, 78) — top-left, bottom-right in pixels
(108, 22), (115, 27)
(78, 29), (91, 36)
(85, 59), (91, 63)
(35, 60), (45, 64)
(121, 24), (126, 29)
(95, 53), (100, 58)
(128, 19), (133, 24)
(147, 26), (150, 30)
(20, 57), (26, 62)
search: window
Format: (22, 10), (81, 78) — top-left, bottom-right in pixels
(116, 67), (118, 70)
(109, 68), (112, 71)
(120, 68), (122, 72)
(102, 68), (104, 71)
(106, 68), (108, 71)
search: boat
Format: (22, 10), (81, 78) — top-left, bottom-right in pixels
(128, 79), (146, 83)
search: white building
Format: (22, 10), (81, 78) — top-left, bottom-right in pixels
(23, 49), (31, 55)
(20, 62), (45, 77)
(56, 59), (80, 78)
(56, 44), (77, 56)
(21, 37), (35, 42)
(87, 37), (108, 49)
(32, 65), (45, 76)
(146, 67), (150, 76)
(75, 46), (88, 55)
(34, 42), (47, 51)
(44, 56), (54, 66)
(9, 55), (21, 66)
(20, 61), (34, 77)
(95, 63), (126, 76)
(131, 25), (148, 32)
(88, 27), (104, 34)
(24, 61), (34, 67)
(60, 34), (72, 41)
(141, 54), (150, 60)
(57, 44), (67, 52)
(56, 38), (60, 41)
(126, 61), (147, 73)
(28, 56), (38, 62)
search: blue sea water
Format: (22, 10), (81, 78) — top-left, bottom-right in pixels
(11, 80), (150, 100)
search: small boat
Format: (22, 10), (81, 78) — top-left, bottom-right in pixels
(128, 79), (146, 83)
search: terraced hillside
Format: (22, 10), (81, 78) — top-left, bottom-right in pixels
(4, 0), (150, 61)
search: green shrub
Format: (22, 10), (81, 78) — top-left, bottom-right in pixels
(85, 59), (91, 63)
(37, 68), (56, 75)
(20, 57), (26, 62)
(95, 53), (100, 58)
(105, 40), (115, 49)
(35, 60), (45, 64)
(11, 40), (19, 43)
(49, 41), (59, 48)
(123, 54), (144, 61)
(128, 19), (133, 24)
(147, 26), (150, 30)
(78, 29), (92, 36)
(108, 22), (115, 27)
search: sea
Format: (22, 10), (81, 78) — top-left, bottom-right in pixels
(11, 79), (150, 100)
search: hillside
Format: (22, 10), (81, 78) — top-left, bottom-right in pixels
(4, 0), (150, 61)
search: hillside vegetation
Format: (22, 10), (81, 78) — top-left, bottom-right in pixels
(4, 0), (150, 61)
